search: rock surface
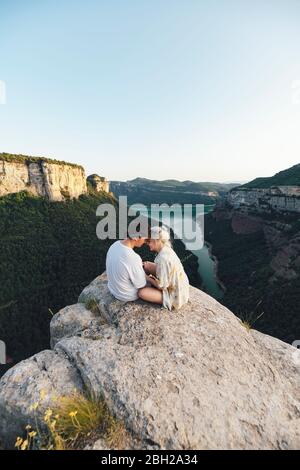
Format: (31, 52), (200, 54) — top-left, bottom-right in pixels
(87, 174), (110, 193)
(0, 157), (87, 201)
(228, 187), (300, 213)
(0, 350), (83, 448)
(1, 273), (300, 449)
(50, 303), (105, 348)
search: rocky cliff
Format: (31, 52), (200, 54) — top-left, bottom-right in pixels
(227, 187), (300, 213)
(0, 273), (299, 450)
(0, 153), (87, 201)
(227, 162), (300, 213)
(87, 174), (110, 193)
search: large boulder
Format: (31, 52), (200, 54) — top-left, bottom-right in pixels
(0, 350), (83, 448)
(50, 303), (105, 348)
(0, 272), (300, 449)
(78, 275), (126, 325)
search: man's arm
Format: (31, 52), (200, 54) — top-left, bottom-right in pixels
(129, 258), (147, 290)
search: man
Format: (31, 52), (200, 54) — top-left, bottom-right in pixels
(106, 237), (147, 302)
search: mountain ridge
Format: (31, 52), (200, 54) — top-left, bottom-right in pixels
(237, 163), (300, 189)
(110, 178), (238, 206)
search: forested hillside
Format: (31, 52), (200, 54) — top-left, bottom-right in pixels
(241, 163), (300, 189)
(205, 212), (300, 343)
(0, 189), (116, 367)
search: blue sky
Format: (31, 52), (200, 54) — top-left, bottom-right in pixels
(1, 0), (300, 182)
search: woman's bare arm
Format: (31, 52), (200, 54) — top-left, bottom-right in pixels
(146, 274), (163, 291)
(143, 261), (157, 275)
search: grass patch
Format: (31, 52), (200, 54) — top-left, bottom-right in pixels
(15, 391), (130, 450)
(85, 298), (101, 315)
(240, 311), (264, 331)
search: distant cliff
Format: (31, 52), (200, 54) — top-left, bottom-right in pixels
(228, 163), (300, 213)
(87, 174), (110, 193)
(0, 153), (87, 201)
(227, 186), (300, 213)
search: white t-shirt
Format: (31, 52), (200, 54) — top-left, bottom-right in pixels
(106, 240), (147, 301)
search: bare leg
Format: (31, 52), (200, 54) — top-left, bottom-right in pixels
(138, 286), (163, 305)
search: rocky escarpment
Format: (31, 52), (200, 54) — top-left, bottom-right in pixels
(87, 174), (110, 193)
(228, 187), (300, 213)
(0, 153), (87, 201)
(228, 163), (300, 213)
(0, 273), (300, 450)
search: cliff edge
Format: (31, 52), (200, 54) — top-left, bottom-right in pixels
(0, 273), (299, 449)
(0, 153), (87, 201)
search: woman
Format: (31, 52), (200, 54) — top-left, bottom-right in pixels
(138, 226), (190, 310)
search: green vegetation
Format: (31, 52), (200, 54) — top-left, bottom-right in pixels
(239, 310), (264, 331)
(0, 152), (84, 170)
(15, 391), (129, 450)
(84, 298), (101, 315)
(205, 213), (300, 343)
(0, 190), (116, 365)
(240, 163), (300, 189)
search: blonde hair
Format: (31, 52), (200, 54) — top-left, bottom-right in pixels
(150, 225), (172, 248)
